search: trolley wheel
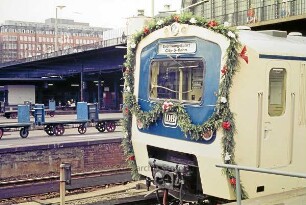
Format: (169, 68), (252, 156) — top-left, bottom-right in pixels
(44, 125), (55, 136)
(78, 124), (87, 134)
(20, 127), (29, 138)
(0, 128), (3, 139)
(95, 122), (106, 132)
(106, 121), (116, 132)
(10, 113), (17, 119)
(53, 124), (65, 136)
(49, 111), (55, 117)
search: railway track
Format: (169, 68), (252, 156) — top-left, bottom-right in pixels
(0, 171), (205, 205)
(0, 168), (132, 202)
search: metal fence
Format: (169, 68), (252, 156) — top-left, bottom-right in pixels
(201, 0), (306, 26)
(216, 164), (306, 205)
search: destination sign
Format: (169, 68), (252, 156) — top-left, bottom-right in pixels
(158, 42), (196, 54)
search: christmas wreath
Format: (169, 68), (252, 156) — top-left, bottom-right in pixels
(121, 13), (248, 199)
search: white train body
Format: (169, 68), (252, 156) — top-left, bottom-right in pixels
(131, 23), (306, 201)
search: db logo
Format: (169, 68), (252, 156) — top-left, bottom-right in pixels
(163, 112), (178, 127)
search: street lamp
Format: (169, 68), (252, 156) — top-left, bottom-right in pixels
(55, 5), (66, 52)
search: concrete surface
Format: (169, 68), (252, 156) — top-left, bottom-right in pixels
(226, 187), (306, 205)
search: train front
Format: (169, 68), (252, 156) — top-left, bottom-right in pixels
(130, 23), (233, 201)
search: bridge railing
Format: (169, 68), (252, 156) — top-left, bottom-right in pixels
(0, 36), (127, 68)
(212, 0), (306, 26)
(216, 164), (306, 205)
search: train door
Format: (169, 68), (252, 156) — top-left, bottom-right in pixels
(261, 61), (291, 168)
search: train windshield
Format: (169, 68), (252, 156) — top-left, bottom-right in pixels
(149, 58), (204, 102)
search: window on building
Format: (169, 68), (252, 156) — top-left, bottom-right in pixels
(268, 68), (287, 116)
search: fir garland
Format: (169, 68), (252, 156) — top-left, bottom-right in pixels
(121, 13), (248, 199)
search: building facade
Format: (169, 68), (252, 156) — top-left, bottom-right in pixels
(0, 19), (109, 63)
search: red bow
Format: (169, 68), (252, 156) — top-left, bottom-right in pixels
(240, 46), (248, 64)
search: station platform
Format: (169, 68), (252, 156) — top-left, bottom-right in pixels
(226, 187), (306, 205)
(16, 181), (155, 205)
(15, 183), (306, 205)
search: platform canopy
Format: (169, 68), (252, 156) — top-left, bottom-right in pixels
(0, 45), (126, 81)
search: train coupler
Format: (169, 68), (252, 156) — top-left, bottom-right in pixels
(148, 158), (191, 191)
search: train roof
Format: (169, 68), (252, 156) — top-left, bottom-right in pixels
(238, 30), (306, 58)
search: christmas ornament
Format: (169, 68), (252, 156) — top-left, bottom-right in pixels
(157, 20), (164, 26)
(224, 152), (231, 163)
(207, 20), (218, 27)
(189, 17), (197, 24)
(221, 66), (228, 75)
(173, 16), (179, 22)
(224, 22), (230, 27)
(162, 101), (173, 112)
(144, 27), (150, 35)
(126, 86), (131, 92)
(124, 107), (129, 115)
(220, 97), (227, 104)
(137, 120), (143, 129)
(129, 155), (135, 161)
(229, 177), (236, 185)
(202, 130), (213, 141)
(227, 31), (236, 39)
(222, 121), (231, 130)
(130, 42), (136, 49)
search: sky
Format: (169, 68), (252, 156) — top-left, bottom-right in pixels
(0, 0), (182, 28)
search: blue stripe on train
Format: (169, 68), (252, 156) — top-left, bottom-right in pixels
(137, 37), (221, 144)
(259, 54), (306, 61)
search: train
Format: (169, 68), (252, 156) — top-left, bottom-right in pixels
(122, 14), (306, 204)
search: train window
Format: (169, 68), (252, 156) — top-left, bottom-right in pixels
(149, 59), (204, 102)
(268, 68), (287, 116)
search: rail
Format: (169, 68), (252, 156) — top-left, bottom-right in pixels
(201, 0), (306, 27)
(216, 164), (306, 205)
